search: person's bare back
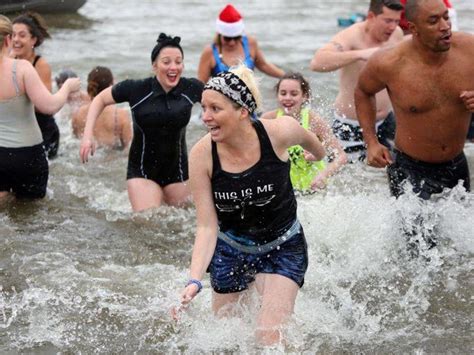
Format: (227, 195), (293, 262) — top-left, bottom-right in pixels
(73, 103), (131, 149)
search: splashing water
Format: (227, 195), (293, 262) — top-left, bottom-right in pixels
(1, 0), (473, 352)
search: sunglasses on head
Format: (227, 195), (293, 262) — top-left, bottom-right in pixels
(222, 35), (242, 42)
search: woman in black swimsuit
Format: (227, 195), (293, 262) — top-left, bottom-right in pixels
(80, 33), (203, 212)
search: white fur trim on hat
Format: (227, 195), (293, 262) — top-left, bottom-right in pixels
(216, 18), (244, 37)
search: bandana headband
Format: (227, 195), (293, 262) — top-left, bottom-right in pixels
(204, 71), (257, 114)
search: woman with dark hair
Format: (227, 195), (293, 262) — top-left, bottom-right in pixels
(0, 15), (80, 200)
(72, 66), (132, 149)
(12, 12), (60, 158)
(80, 33), (204, 212)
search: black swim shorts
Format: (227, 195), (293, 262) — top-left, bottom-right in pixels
(387, 149), (470, 200)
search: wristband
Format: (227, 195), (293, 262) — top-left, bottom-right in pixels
(186, 279), (202, 293)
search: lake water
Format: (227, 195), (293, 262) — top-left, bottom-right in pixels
(1, 0), (473, 353)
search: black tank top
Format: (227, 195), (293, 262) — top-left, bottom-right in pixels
(211, 120), (297, 244)
(32, 55), (41, 67)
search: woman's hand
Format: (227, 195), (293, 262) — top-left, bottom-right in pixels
(79, 136), (96, 163)
(303, 150), (316, 161)
(311, 174), (328, 190)
(64, 77), (81, 94)
(171, 283), (200, 321)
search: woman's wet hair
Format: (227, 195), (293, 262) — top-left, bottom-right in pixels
(0, 15), (12, 45)
(87, 66), (113, 98)
(150, 32), (183, 63)
(13, 12), (51, 48)
(275, 72), (312, 105)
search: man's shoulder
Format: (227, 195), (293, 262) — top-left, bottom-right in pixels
(388, 27), (404, 44)
(368, 42), (407, 70)
(453, 32), (474, 48)
(333, 22), (364, 43)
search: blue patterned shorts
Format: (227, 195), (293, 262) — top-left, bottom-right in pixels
(208, 228), (308, 294)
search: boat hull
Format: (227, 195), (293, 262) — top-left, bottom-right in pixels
(0, 0), (87, 14)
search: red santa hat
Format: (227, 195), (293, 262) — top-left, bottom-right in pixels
(216, 4), (245, 37)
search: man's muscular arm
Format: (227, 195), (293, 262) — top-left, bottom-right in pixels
(310, 30), (379, 72)
(355, 51), (393, 167)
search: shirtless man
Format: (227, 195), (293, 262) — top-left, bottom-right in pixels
(310, 0), (404, 162)
(355, 0), (474, 200)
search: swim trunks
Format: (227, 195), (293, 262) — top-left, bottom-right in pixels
(467, 114), (474, 141)
(387, 149), (470, 200)
(332, 111), (395, 162)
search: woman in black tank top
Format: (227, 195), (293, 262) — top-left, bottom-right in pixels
(174, 66), (325, 345)
(12, 12), (60, 159)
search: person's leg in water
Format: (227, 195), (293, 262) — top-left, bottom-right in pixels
(388, 150), (470, 257)
(127, 178), (164, 212)
(253, 273), (299, 346)
(212, 274), (300, 346)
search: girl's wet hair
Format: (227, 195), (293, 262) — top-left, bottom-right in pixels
(87, 66), (113, 98)
(0, 15), (12, 45)
(275, 72), (312, 105)
(13, 12), (51, 48)
(150, 32), (183, 63)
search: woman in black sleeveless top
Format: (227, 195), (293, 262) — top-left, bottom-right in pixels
(175, 66), (325, 345)
(12, 12), (60, 159)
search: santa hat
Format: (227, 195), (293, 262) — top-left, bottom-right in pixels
(216, 4), (245, 37)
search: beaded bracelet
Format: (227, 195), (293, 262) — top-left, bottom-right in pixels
(186, 279), (203, 293)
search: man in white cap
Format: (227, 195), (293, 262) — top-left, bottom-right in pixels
(198, 3), (284, 83)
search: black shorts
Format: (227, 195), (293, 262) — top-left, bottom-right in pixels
(36, 112), (60, 159)
(0, 144), (49, 198)
(467, 114), (474, 140)
(332, 111), (395, 162)
(387, 149), (470, 200)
